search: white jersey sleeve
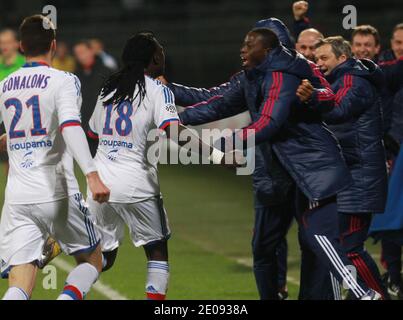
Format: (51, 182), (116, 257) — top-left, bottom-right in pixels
(55, 73), (96, 175)
(154, 85), (180, 130)
(55, 73), (82, 128)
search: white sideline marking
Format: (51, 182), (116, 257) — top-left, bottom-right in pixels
(234, 257), (300, 286)
(52, 257), (129, 300)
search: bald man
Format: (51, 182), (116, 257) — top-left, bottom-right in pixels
(296, 28), (323, 61)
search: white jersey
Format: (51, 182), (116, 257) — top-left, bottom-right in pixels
(88, 76), (179, 203)
(0, 62), (81, 204)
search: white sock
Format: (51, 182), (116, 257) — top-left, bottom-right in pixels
(3, 287), (29, 300)
(145, 261), (169, 300)
(57, 263), (99, 300)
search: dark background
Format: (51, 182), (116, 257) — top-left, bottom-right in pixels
(0, 0), (401, 87)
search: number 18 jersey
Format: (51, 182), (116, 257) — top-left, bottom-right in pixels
(88, 76), (179, 203)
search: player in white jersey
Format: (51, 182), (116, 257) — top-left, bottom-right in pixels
(87, 32), (245, 300)
(0, 15), (110, 300)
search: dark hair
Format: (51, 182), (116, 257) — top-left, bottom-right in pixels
(315, 36), (352, 59)
(19, 15), (56, 57)
(250, 27), (280, 49)
(351, 25), (380, 46)
(101, 32), (159, 107)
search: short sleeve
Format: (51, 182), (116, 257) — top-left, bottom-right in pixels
(56, 74), (83, 131)
(154, 85), (180, 130)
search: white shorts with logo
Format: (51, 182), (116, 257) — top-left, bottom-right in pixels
(87, 195), (171, 251)
(0, 193), (99, 276)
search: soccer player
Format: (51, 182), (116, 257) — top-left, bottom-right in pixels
(0, 15), (110, 300)
(86, 32), (244, 300)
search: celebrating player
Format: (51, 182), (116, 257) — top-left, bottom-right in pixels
(0, 15), (110, 300)
(87, 32), (245, 300)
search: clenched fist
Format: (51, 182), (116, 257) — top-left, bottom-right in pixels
(296, 79), (314, 102)
(293, 1), (309, 21)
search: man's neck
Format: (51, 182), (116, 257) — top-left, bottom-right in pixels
(26, 55), (52, 66)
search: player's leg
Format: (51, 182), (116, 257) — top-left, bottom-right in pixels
(53, 194), (103, 300)
(143, 240), (170, 300)
(298, 227), (338, 300)
(252, 201), (293, 300)
(294, 190), (380, 300)
(381, 238), (403, 298)
(119, 196), (171, 300)
(339, 213), (389, 299)
(37, 236), (62, 269)
(0, 202), (46, 300)
(3, 263), (37, 300)
(86, 196), (125, 272)
(101, 248), (119, 272)
(276, 237), (289, 299)
(58, 244), (102, 300)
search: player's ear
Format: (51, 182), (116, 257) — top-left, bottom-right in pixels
(152, 54), (158, 65)
(19, 41), (25, 54)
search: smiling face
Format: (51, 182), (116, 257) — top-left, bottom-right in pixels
(351, 33), (380, 60)
(315, 43), (347, 76)
(240, 31), (269, 70)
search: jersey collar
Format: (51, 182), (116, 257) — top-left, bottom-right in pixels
(22, 61), (50, 68)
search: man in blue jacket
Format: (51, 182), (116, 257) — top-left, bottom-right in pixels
(314, 36), (389, 299)
(167, 18), (338, 300)
(179, 27), (381, 300)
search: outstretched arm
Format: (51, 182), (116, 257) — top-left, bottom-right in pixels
(163, 72), (243, 106)
(179, 75), (248, 126)
(220, 72), (299, 151)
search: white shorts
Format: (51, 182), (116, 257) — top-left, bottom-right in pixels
(87, 195), (171, 251)
(0, 193), (99, 276)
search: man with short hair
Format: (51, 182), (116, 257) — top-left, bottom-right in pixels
(0, 14), (110, 300)
(314, 36), (388, 299)
(351, 25), (381, 60)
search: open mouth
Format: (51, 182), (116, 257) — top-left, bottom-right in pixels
(240, 56), (248, 67)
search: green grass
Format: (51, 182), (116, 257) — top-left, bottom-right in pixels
(0, 163), (385, 299)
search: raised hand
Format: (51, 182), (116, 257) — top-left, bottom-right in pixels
(293, 1), (309, 21)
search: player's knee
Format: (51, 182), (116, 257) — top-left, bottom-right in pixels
(74, 244), (103, 273)
(144, 240), (168, 261)
(102, 249), (118, 272)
